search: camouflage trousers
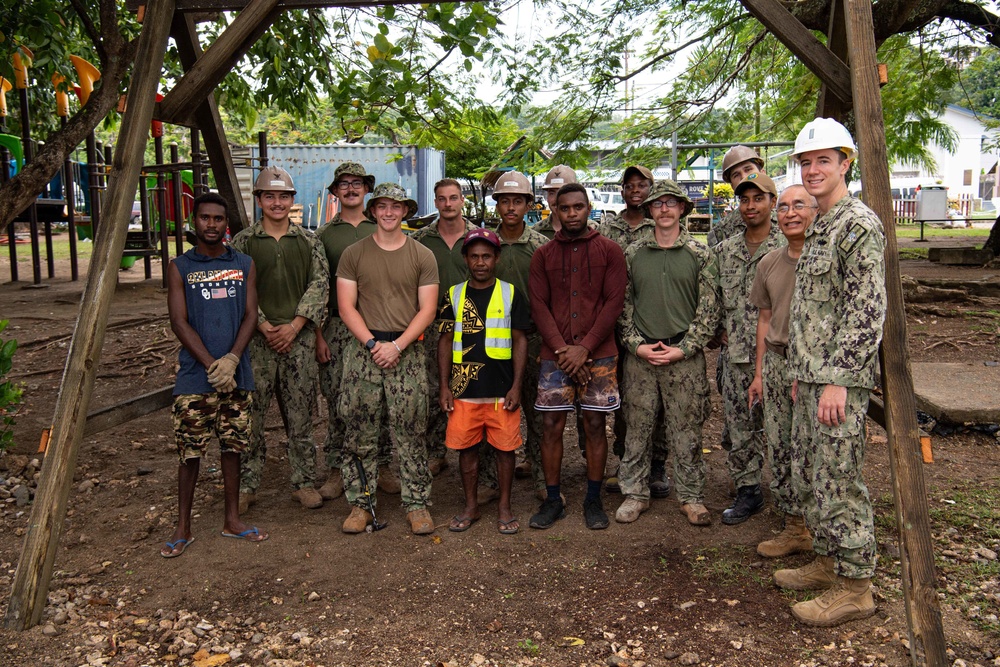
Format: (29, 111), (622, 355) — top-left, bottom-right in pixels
(423, 326), (449, 461)
(613, 340), (668, 463)
(717, 349), (729, 445)
(241, 333), (319, 494)
(319, 317), (392, 470)
(791, 381), (876, 579)
(620, 352), (711, 504)
(721, 358), (764, 489)
(761, 349), (800, 515)
(339, 342), (431, 511)
(173, 390), (252, 462)
(480, 332), (545, 492)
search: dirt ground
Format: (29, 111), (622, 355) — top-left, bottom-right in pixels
(0, 240), (998, 667)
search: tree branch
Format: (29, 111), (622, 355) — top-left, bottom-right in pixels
(67, 0), (106, 63)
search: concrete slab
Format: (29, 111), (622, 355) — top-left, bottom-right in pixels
(912, 362), (1000, 424)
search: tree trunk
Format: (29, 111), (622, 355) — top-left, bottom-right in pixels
(986, 214), (1000, 257)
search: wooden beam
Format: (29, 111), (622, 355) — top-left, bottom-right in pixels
(739, 0), (853, 108)
(171, 13), (250, 233)
(157, 0), (280, 125)
(128, 0), (426, 12)
(866, 394), (933, 464)
(83, 386), (174, 437)
(3, 0), (177, 632)
(844, 0), (948, 664)
(816, 0), (851, 119)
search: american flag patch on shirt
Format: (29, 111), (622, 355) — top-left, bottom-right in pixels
(211, 287), (229, 299)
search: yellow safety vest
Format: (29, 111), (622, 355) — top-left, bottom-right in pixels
(449, 280), (514, 363)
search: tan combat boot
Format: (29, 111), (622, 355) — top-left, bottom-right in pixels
(615, 497), (650, 523)
(428, 457), (448, 476)
(680, 503), (711, 526)
(291, 486), (324, 509)
(342, 506), (372, 534)
(791, 576), (876, 627)
(318, 472), (344, 500)
(377, 465), (401, 494)
(773, 555), (837, 591)
(758, 514), (813, 558)
(477, 486), (500, 505)
(407, 508), (435, 535)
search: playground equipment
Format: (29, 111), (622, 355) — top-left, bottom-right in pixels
(0, 53), (211, 285)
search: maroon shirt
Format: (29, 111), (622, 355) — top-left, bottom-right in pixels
(529, 227), (627, 361)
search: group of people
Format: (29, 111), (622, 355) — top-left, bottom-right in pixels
(162, 116), (886, 629)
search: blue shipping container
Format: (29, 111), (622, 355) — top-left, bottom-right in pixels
(249, 144), (445, 229)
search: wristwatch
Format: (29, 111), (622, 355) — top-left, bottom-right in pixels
(365, 338), (377, 351)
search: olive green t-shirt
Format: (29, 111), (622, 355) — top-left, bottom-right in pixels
(627, 243), (701, 341)
(317, 216), (377, 313)
(337, 236), (438, 331)
(749, 247), (798, 348)
(238, 230), (314, 325)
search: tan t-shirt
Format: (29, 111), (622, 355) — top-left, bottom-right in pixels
(337, 235), (439, 331)
(749, 247), (798, 348)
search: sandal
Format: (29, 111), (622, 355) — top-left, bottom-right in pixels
(448, 514), (479, 532)
(497, 518), (519, 535)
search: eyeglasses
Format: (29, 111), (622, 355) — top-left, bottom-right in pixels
(777, 203), (818, 214)
(336, 180), (366, 190)
(649, 198), (683, 210)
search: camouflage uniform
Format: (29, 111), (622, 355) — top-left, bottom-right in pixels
(479, 223), (550, 493)
(599, 212), (669, 462)
(411, 219), (479, 461)
(533, 217), (556, 240)
(716, 225), (785, 490)
(762, 348), (797, 514)
(316, 214), (391, 471)
(339, 343), (431, 511)
(787, 194), (886, 579)
(618, 230), (720, 503)
(706, 207), (744, 247)
(230, 220), (329, 494)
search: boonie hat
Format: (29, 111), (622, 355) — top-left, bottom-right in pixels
(542, 165), (577, 191)
(462, 227), (502, 253)
(642, 180), (694, 218)
(365, 182), (418, 220)
(734, 172), (777, 197)
(327, 162), (376, 195)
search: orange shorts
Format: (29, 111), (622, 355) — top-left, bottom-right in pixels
(445, 398), (522, 452)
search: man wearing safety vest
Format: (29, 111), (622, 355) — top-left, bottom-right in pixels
(438, 228), (530, 534)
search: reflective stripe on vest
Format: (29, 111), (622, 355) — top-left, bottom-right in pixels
(450, 280), (514, 363)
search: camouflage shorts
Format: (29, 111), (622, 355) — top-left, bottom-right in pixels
(172, 391), (252, 462)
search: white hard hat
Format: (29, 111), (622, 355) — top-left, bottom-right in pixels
(793, 118), (857, 162)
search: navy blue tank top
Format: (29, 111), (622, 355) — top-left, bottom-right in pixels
(172, 247), (255, 394)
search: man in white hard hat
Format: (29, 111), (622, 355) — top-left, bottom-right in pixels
(337, 183), (439, 535)
(773, 118), (886, 627)
(230, 166), (330, 511)
(715, 173), (785, 526)
(534, 165), (576, 240)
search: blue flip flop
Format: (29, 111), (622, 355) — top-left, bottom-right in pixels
(221, 526), (268, 542)
(161, 536), (194, 558)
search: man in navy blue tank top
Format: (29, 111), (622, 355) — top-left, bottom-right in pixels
(162, 193), (268, 558)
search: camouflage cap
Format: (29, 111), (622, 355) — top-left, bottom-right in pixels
(327, 161), (376, 195)
(365, 182), (419, 220)
(642, 179), (694, 218)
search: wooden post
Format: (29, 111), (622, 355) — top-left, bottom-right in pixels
(816, 0), (850, 120)
(844, 1), (948, 664)
(171, 13), (250, 234)
(3, 0), (176, 631)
